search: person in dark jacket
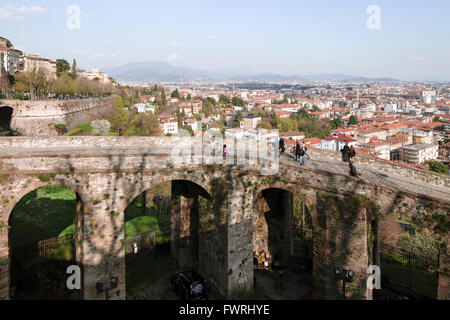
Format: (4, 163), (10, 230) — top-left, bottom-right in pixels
(348, 146), (358, 177)
(295, 141), (301, 161)
(349, 146), (356, 162)
(279, 138), (285, 155)
(341, 143), (350, 162)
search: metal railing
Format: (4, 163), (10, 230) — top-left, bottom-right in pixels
(125, 231), (170, 256)
(380, 245), (439, 299)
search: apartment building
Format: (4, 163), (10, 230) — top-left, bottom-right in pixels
(0, 45), (21, 76)
(399, 143), (439, 164)
(159, 117), (178, 135)
(240, 114), (262, 130)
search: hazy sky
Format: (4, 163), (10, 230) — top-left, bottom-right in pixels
(1, 0), (449, 80)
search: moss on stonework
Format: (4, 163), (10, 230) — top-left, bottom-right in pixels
(209, 177), (227, 219)
(37, 173), (57, 182)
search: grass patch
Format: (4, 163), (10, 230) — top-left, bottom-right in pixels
(125, 203), (170, 239)
(10, 186), (77, 242)
(381, 253), (438, 299)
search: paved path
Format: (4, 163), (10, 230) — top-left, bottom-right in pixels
(281, 153), (450, 202)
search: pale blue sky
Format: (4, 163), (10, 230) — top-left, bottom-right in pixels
(1, 0), (449, 80)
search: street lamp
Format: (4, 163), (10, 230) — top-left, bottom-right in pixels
(95, 277), (119, 300)
(334, 267), (355, 300)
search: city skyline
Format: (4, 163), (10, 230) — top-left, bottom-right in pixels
(1, 0), (450, 81)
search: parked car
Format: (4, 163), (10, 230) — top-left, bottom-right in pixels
(170, 271), (209, 300)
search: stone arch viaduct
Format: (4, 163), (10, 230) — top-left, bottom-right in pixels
(0, 136), (448, 300)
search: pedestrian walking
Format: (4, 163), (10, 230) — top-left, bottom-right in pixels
(341, 143), (350, 162)
(349, 146), (356, 163)
(279, 138), (285, 155)
(295, 141), (301, 161)
(300, 146), (310, 167)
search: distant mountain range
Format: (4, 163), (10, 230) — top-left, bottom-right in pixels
(103, 61), (401, 83)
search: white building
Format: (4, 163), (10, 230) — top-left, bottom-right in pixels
(160, 119), (178, 135)
(134, 103), (155, 114)
(321, 135), (358, 153)
(422, 91), (436, 104)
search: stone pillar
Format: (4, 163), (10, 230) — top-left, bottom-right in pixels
(281, 191), (293, 266)
(81, 198), (125, 300)
(227, 190), (254, 297)
(0, 226), (9, 300)
(312, 191), (370, 300)
(437, 247), (449, 300)
(171, 194), (199, 270)
(75, 194), (83, 265)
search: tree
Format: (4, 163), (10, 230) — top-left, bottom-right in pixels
(232, 96), (246, 107)
(330, 117), (343, 130)
(71, 59), (78, 79)
(29, 68), (50, 98)
(348, 115), (359, 125)
(219, 95), (230, 105)
(171, 89), (180, 99)
(13, 73), (30, 93)
(433, 116), (442, 123)
(177, 111), (183, 129)
(56, 59), (71, 77)
(258, 121), (272, 130)
(6, 39), (12, 48)
(50, 74), (76, 96)
(109, 97), (129, 135)
(397, 232), (439, 260)
(297, 107), (310, 119)
(161, 88), (167, 106)
(130, 112), (160, 136)
(426, 160), (448, 175)
(202, 101), (214, 117)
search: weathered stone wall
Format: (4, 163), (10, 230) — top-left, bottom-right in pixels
(378, 215), (407, 248)
(1, 136), (447, 188)
(308, 147), (450, 188)
(0, 97), (114, 136)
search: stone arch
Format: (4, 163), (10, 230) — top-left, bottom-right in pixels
(121, 173), (215, 298)
(118, 171), (212, 214)
(1, 176), (89, 224)
(5, 179), (86, 300)
(251, 181), (319, 228)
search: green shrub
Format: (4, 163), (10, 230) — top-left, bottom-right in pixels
(397, 232), (439, 259)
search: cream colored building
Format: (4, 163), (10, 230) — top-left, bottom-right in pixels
(83, 68), (112, 84)
(399, 143), (439, 164)
(240, 114), (261, 130)
(20, 55), (57, 79)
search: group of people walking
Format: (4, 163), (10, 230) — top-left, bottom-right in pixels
(277, 138), (358, 176)
(294, 141), (309, 167)
(278, 138), (309, 167)
(340, 143), (359, 177)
